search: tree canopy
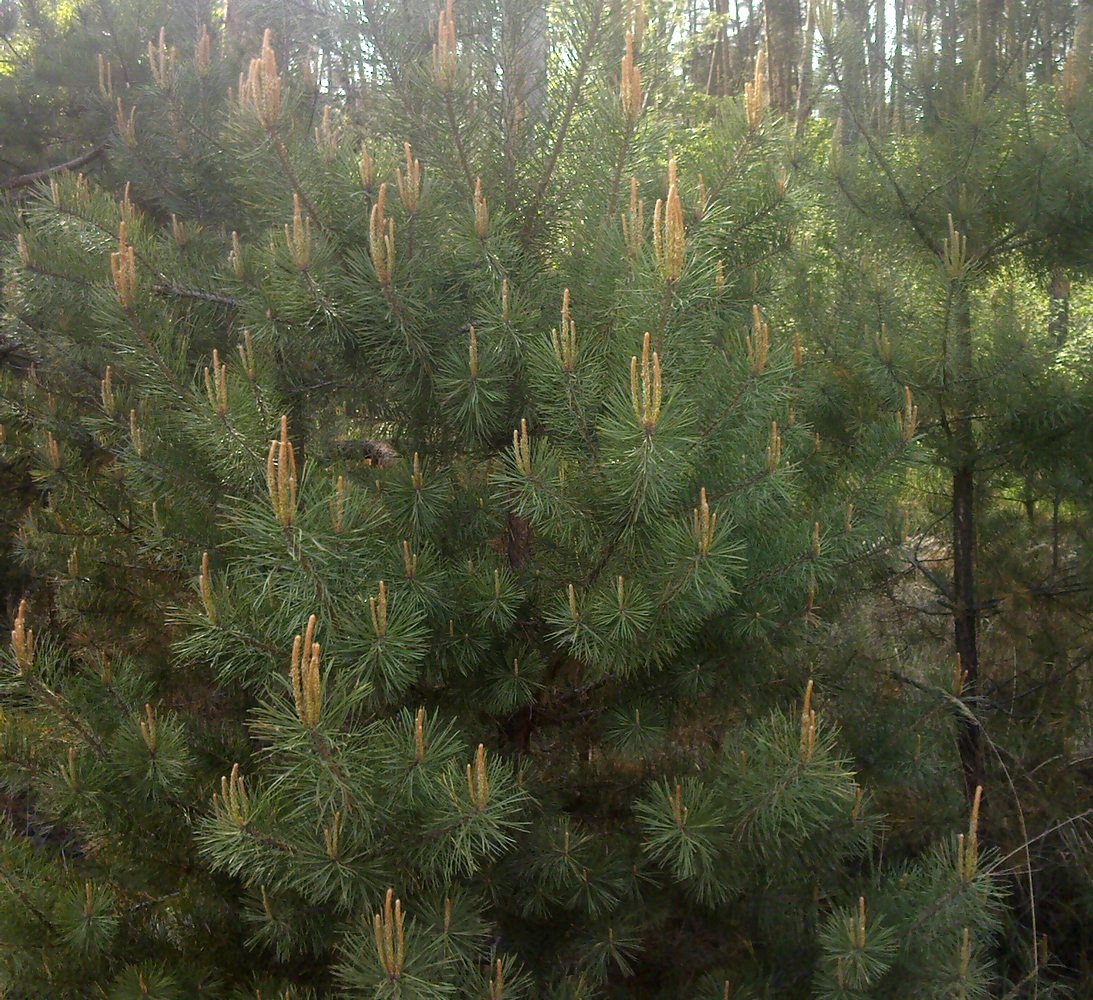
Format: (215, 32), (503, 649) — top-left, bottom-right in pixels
(1, 0), (1093, 996)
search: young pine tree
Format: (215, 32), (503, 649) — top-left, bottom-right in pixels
(1, 4), (1002, 996)
(789, 0), (1093, 986)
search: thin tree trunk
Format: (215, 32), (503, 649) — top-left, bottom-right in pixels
(1052, 490), (1062, 576)
(1049, 267), (1070, 349)
(1040, 4), (1054, 81)
(515, 2), (549, 126)
(872, 0), (886, 131)
(746, 0), (756, 70)
(708, 0), (731, 97)
(941, 0), (957, 74)
(951, 291), (982, 798)
(891, 0), (905, 133)
(952, 461), (981, 796)
(1048, 266), (1070, 579)
(838, 0), (868, 141)
(764, 0), (802, 110)
(706, 0), (719, 94)
(977, 0), (1003, 77)
(720, 0), (732, 92)
(795, 0), (817, 136)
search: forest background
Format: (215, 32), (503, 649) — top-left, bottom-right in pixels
(0, 0), (1093, 996)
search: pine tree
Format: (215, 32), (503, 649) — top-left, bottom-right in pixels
(0, 0), (212, 613)
(0, 0), (204, 190)
(0, 3), (1009, 996)
(791, 0), (1093, 985)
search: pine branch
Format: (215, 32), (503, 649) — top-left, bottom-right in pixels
(819, 34), (940, 256)
(605, 122), (635, 220)
(23, 674), (108, 759)
(1, 144), (106, 191)
(443, 93), (476, 196)
(152, 283), (241, 308)
(0, 867), (55, 935)
(264, 127), (329, 238)
(525, 4), (603, 232)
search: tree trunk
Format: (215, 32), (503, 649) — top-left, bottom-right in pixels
(1023, 475), (1036, 524)
(838, 0), (869, 141)
(941, 0), (958, 75)
(977, 0), (1003, 78)
(872, 0), (886, 131)
(508, 0), (548, 129)
(746, 0), (757, 83)
(951, 291), (982, 798)
(891, 0), (905, 133)
(1052, 489), (1062, 576)
(952, 463), (982, 796)
(720, 0), (732, 92)
(1049, 267), (1070, 349)
(708, 0), (732, 96)
(1048, 267), (1070, 579)
(764, 0), (802, 111)
(1040, 4), (1054, 82)
(795, 0), (817, 136)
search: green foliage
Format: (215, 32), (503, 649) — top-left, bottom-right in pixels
(3, 0), (1091, 995)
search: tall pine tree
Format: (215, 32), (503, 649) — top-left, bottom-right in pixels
(0, 2), (1011, 996)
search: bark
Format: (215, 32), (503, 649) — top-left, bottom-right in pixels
(720, 0), (732, 92)
(764, 0), (802, 110)
(838, 0), (869, 142)
(951, 291), (983, 798)
(728, 0), (742, 87)
(952, 462), (982, 796)
(1049, 267), (1070, 349)
(1, 145), (105, 191)
(891, 0), (905, 133)
(707, 0), (732, 96)
(795, 0), (818, 136)
(1040, 4), (1054, 82)
(872, 0), (886, 131)
(506, 512), (531, 572)
(941, 0), (957, 75)
(1052, 491), (1062, 576)
(977, 0), (1003, 77)
(1048, 268), (1070, 576)
(746, 0), (757, 93)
